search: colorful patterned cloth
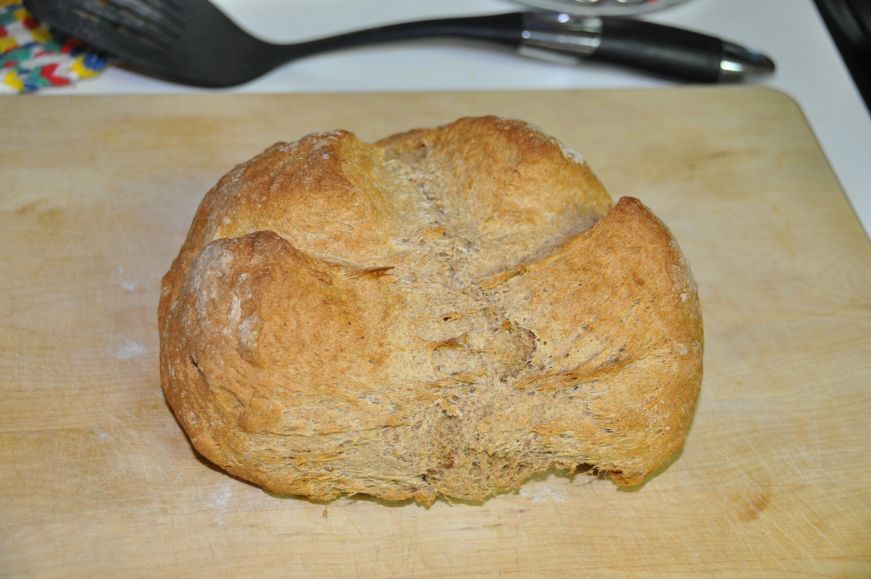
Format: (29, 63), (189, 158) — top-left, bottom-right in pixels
(1, 0), (107, 93)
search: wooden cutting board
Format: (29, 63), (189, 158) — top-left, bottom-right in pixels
(1, 88), (869, 577)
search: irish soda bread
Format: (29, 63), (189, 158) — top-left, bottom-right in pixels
(158, 116), (703, 504)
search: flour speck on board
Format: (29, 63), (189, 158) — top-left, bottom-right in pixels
(519, 483), (567, 503)
(117, 266), (139, 291)
(210, 482), (234, 511)
(115, 340), (145, 360)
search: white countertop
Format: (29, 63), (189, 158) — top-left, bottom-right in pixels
(50, 0), (871, 236)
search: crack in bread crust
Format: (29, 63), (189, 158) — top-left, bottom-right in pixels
(158, 116), (703, 504)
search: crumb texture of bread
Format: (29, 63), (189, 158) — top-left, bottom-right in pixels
(158, 116), (703, 504)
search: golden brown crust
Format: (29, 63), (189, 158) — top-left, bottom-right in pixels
(158, 116), (703, 504)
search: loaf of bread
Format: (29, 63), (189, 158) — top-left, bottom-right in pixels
(158, 116), (702, 504)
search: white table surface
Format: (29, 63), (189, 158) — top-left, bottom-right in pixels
(39, 0), (871, 236)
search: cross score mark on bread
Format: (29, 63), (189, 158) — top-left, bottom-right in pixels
(158, 116), (703, 505)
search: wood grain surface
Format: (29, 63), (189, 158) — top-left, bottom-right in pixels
(1, 88), (869, 577)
